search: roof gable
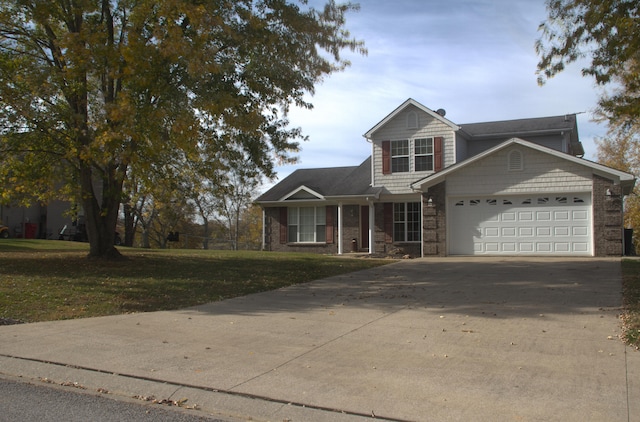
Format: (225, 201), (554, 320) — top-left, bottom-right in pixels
(280, 186), (325, 201)
(363, 98), (459, 138)
(411, 138), (635, 193)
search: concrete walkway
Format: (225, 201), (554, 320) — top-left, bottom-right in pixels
(1, 257), (638, 421)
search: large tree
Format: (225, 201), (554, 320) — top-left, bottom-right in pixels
(0, 0), (365, 259)
(536, 0), (640, 128)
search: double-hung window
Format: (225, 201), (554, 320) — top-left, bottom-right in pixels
(414, 138), (434, 171)
(391, 140), (410, 173)
(393, 202), (421, 242)
(288, 206), (326, 243)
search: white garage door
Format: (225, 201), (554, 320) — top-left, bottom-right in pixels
(448, 194), (592, 255)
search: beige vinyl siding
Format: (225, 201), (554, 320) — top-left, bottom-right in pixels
(372, 105), (455, 194)
(447, 146), (592, 196)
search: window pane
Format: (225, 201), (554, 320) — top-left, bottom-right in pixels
(407, 202), (421, 241)
(415, 156), (433, 172)
(394, 203), (405, 242)
(299, 207), (315, 242)
(392, 157), (409, 172)
(315, 207), (326, 242)
(315, 206), (326, 224)
(391, 140), (409, 173)
(288, 226), (298, 243)
(415, 138), (433, 172)
(391, 140), (409, 156)
(316, 225), (326, 242)
(414, 138), (427, 154)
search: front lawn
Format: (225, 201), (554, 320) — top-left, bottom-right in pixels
(0, 240), (390, 323)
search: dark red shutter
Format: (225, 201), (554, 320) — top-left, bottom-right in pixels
(325, 206), (334, 244)
(383, 202), (393, 243)
(382, 141), (391, 174)
(434, 136), (443, 172)
(279, 207), (288, 244)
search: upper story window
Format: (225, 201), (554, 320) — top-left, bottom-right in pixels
(391, 140), (410, 173)
(415, 138), (434, 171)
(382, 137), (443, 175)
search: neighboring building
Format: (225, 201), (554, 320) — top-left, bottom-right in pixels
(0, 200), (75, 240)
(256, 98), (635, 257)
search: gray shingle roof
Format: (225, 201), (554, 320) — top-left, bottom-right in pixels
(459, 114), (577, 138)
(256, 157), (380, 202)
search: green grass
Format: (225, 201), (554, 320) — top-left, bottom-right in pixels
(0, 239), (391, 323)
(622, 259), (640, 348)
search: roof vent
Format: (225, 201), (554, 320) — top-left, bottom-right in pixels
(436, 108), (446, 117)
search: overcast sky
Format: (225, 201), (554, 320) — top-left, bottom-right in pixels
(268, 0), (606, 186)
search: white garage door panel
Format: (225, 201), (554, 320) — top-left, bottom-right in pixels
(449, 194), (592, 256)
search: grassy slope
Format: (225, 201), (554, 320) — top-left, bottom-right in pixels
(0, 240), (390, 322)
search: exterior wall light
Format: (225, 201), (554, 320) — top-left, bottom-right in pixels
(606, 188), (620, 199)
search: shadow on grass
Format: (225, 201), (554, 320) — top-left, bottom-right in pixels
(0, 240), (627, 323)
(0, 246), (391, 320)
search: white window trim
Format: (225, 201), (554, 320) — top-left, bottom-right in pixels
(393, 202), (421, 243)
(391, 139), (410, 173)
(414, 137), (434, 172)
(288, 206), (326, 243)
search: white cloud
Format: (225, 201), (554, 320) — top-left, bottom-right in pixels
(269, 0), (608, 185)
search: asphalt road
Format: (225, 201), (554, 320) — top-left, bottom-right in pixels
(0, 376), (232, 422)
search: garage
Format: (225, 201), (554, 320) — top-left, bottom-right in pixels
(448, 193), (592, 256)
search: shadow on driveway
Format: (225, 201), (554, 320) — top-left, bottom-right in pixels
(192, 257), (624, 320)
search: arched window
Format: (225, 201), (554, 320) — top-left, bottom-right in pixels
(508, 150), (523, 171)
(407, 111), (418, 129)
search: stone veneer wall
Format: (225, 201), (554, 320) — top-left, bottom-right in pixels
(422, 181), (447, 256)
(592, 175), (624, 256)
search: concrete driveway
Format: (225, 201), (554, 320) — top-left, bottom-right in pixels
(0, 257), (638, 421)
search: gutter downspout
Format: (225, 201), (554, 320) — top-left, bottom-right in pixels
(364, 135), (375, 188)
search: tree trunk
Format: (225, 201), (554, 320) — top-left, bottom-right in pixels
(202, 219), (210, 250)
(123, 202), (135, 247)
(80, 165), (124, 260)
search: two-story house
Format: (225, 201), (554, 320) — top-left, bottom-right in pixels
(256, 99), (635, 257)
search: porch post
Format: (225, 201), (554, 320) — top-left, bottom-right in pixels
(261, 207), (266, 251)
(337, 202), (343, 255)
(368, 202), (375, 255)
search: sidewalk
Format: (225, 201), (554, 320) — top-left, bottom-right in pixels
(1, 257), (638, 421)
